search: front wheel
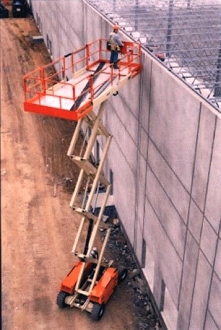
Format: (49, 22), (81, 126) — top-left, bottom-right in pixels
(91, 303), (105, 321)
(56, 291), (68, 308)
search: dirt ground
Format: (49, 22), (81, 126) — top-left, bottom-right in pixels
(1, 15), (161, 330)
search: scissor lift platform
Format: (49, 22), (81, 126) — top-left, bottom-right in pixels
(23, 38), (142, 320)
(23, 39), (142, 121)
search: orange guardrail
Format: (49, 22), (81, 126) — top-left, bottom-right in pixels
(23, 38), (142, 121)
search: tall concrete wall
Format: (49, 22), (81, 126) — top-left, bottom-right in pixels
(31, 1), (221, 329)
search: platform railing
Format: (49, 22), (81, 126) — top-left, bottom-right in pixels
(24, 39), (142, 119)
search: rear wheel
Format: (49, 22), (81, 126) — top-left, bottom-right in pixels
(118, 266), (128, 283)
(91, 303), (105, 321)
(56, 291), (68, 308)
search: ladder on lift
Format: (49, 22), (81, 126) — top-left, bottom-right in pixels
(23, 38), (142, 320)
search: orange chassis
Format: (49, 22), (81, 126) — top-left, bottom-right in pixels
(57, 261), (127, 320)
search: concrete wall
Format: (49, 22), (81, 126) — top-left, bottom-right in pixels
(31, 1), (221, 329)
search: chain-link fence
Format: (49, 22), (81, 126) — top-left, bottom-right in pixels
(86, 0), (221, 112)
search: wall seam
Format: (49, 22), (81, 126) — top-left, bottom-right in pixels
(133, 66), (145, 250)
(146, 194), (182, 262)
(202, 117), (219, 330)
(188, 114), (217, 330)
(177, 102), (202, 316)
(148, 161), (187, 227)
(142, 58), (153, 256)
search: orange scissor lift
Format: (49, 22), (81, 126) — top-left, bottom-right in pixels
(24, 38), (142, 320)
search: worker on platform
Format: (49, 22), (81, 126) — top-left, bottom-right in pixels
(109, 25), (123, 69)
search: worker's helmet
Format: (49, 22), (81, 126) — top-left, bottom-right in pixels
(92, 247), (98, 252)
(113, 25), (119, 31)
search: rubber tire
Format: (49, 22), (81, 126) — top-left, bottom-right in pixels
(56, 291), (68, 308)
(118, 266), (128, 283)
(91, 303), (105, 321)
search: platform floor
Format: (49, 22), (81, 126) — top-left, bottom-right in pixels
(33, 63), (128, 111)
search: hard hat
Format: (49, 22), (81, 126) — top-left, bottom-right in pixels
(92, 247), (98, 252)
(113, 25), (119, 31)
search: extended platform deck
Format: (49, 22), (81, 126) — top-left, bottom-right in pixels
(24, 39), (142, 121)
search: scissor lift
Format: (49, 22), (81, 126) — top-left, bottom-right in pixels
(23, 38), (142, 320)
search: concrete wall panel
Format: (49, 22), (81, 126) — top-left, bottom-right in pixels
(143, 199), (157, 258)
(148, 140), (190, 223)
(204, 312), (219, 330)
(188, 200), (204, 244)
(106, 100), (138, 173)
(144, 199), (182, 307)
(192, 97), (216, 213)
(205, 119), (221, 233)
(177, 232), (199, 330)
(146, 167), (186, 259)
(136, 153), (147, 230)
(189, 252), (212, 330)
(149, 62), (200, 191)
(139, 55), (152, 133)
(214, 238), (221, 279)
(119, 76), (142, 121)
(33, 0), (86, 59)
(108, 141), (136, 244)
(153, 263), (163, 309)
(201, 218), (218, 265)
(84, 5), (105, 42)
(135, 221), (144, 265)
(139, 126), (149, 160)
(207, 273), (221, 329)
